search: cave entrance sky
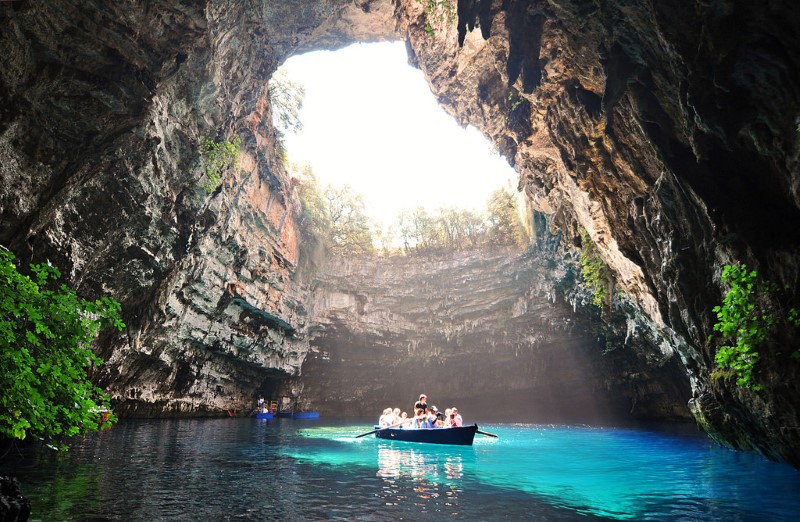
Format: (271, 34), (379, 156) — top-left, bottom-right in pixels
(275, 41), (517, 232)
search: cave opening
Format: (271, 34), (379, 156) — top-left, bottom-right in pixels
(272, 41), (518, 243)
(261, 42), (690, 424)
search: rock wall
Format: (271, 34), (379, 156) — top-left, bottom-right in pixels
(1, 0), (799, 464)
(395, 0), (800, 464)
(0, 0), (399, 416)
(295, 245), (690, 423)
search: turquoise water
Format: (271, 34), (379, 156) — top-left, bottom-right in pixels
(2, 419), (799, 520)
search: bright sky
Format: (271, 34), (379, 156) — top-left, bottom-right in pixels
(278, 41), (517, 231)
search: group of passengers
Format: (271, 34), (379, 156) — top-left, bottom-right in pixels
(378, 394), (463, 429)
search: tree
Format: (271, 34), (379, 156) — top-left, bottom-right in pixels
(324, 185), (375, 256)
(375, 224), (399, 255)
(0, 248), (125, 449)
(269, 70), (305, 137)
(294, 165), (329, 239)
(397, 207), (439, 252)
(437, 207), (486, 249)
(486, 187), (526, 247)
(394, 195), (520, 255)
(397, 209), (416, 251)
(293, 166), (375, 256)
(459, 208), (486, 247)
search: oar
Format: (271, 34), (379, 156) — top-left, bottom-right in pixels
(355, 420), (406, 438)
(476, 429), (498, 438)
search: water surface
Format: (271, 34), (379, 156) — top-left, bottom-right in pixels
(2, 418), (798, 520)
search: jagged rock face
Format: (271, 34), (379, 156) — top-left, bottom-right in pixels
(0, 0), (386, 415)
(297, 246), (690, 422)
(1, 0), (799, 463)
(396, 1), (800, 463)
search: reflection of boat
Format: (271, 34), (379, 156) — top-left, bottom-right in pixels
(377, 446), (464, 480)
(374, 425), (478, 446)
(278, 411), (320, 419)
(254, 412), (273, 420)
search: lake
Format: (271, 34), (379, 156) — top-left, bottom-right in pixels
(2, 418), (799, 520)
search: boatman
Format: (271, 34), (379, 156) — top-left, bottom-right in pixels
(414, 394), (429, 414)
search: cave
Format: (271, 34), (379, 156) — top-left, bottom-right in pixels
(1, 0), (799, 471)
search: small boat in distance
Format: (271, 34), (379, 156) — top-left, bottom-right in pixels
(373, 424), (478, 446)
(254, 411), (273, 420)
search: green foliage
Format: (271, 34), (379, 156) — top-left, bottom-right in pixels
(0, 249), (125, 449)
(579, 230), (613, 308)
(506, 90), (525, 124)
(269, 71), (305, 139)
(711, 264), (777, 391)
(711, 265), (800, 379)
(295, 165), (329, 238)
(294, 166), (526, 256)
(791, 307), (800, 361)
(200, 135), (242, 193)
(294, 166), (374, 256)
(418, 0), (456, 36)
(398, 207), (444, 251)
(486, 187), (527, 248)
(324, 185), (375, 256)
(395, 187), (526, 254)
(508, 91), (524, 112)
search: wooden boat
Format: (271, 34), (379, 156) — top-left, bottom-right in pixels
(373, 424), (478, 446)
(278, 411), (320, 419)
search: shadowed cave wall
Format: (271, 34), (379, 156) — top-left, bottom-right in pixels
(1, 0), (799, 465)
(293, 246), (690, 423)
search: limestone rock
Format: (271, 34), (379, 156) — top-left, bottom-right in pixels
(398, 0), (800, 464)
(0, 475), (31, 522)
(297, 245), (690, 422)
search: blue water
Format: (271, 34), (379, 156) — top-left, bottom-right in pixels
(2, 418), (799, 520)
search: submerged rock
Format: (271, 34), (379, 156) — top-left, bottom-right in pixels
(0, 475), (31, 522)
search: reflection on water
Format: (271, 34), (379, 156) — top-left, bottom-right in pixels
(376, 445), (465, 514)
(376, 445), (464, 480)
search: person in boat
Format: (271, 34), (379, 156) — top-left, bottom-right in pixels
(392, 407), (402, 425)
(411, 408), (433, 429)
(451, 407), (463, 427)
(429, 406), (444, 427)
(399, 411), (410, 429)
(414, 394), (429, 414)
(443, 408), (454, 427)
(379, 407), (393, 427)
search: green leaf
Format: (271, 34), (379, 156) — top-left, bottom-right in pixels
(0, 249), (123, 448)
(711, 263), (776, 392)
